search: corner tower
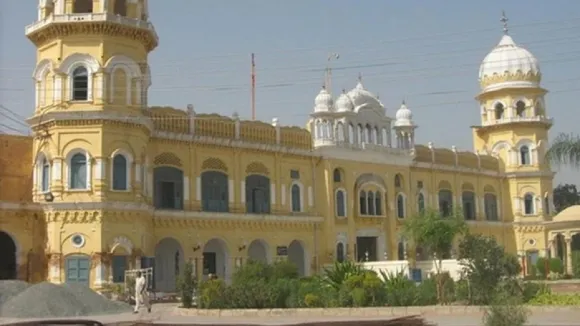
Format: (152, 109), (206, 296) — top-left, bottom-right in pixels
(28, 0), (156, 116)
(472, 13), (554, 223)
(26, 0), (157, 204)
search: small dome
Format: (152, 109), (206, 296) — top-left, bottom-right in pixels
(479, 34), (540, 92)
(395, 102), (414, 127)
(346, 80), (382, 110)
(335, 90), (354, 112)
(314, 87), (333, 112)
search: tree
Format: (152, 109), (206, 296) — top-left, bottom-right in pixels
(553, 183), (580, 213)
(458, 233), (521, 305)
(546, 133), (580, 168)
(402, 207), (467, 303)
(177, 260), (196, 308)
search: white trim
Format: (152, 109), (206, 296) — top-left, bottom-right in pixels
(71, 234), (86, 249)
(110, 149), (134, 191)
(65, 148), (92, 191)
(396, 192), (407, 219)
(57, 53), (100, 102)
(516, 139), (535, 166)
(104, 55), (142, 105)
(109, 235), (134, 254)
(36, 153), (52, 193)
(289, 181), (304, 213)
(358, 181), (386, 193)
(334, 188), (347, 218)
(32, 59), (54, 81)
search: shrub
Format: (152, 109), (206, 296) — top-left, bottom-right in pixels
(482, 288), (529, 326)
(293, 277), (338, 308)
(380, 270), (418, 306)
(339, 271), (386, 307)
(528, 293), (580, 305)
(198, 279), (229, 309)
(176, 260), (196, 308)
(322, 261), (365, 291)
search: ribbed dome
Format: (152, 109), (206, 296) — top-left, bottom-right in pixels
(395, 102), (414, 127)
(314, 87), (333, 112)
(335, 90), (354, 112)
(479, 34), (540, 92)
(346, 81), (382, 110)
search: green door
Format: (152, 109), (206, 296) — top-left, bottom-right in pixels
(65, 255), (90, 285)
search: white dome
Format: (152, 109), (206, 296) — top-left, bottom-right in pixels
(394, 102), (415, 127)
(314, 87), (333, 112)
(479, 34), (540, 92)
(346, 81), (382, 110)
(335, 91), (354, 112)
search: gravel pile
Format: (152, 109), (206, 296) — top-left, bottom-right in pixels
(0, 281), (132, 318)
(0, 280), (29, 306)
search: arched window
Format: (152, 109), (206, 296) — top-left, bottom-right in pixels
(359, 191), (367, 215)
(70, 153), (88, 190)
(246, 175), (270, 214)
(462, 191), (476, 220)
(365, 124), (372, 143)
(396, 194), (405, 218)
(113, 0), (127, 16)
(524, 193), (535, 215)
(72, 66), (89, 101)
(201, 171), (229, 212)
(112, 154), (128, 191)
(494, 102), (504, 120)
(336, 190), (346, 217)
(520, 146), (531, 165)
(153, 167), (184, 210)
(336, 123), (345, 142)
(73, 0), (93, 13)
(41, 158), (50, 192)
(515, 101), (526, 117)
(291, 184), (301, 212)
(417, 193), (425, 212)
(438, 189), (453, 217)
(394, 174), (402, 188)
(336, 243), (345, 262)
(484, 193), (498, 221)
(367, 191), (375, 215)
(375, 191), (382, 215)
(348, 124), (354, 144)
(333, 168), (341, 182)
(174, 251), (180, 276)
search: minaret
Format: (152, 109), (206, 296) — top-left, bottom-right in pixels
(472, 12), (554, 221)
(27, 0), (157, 116)
(26, 0), (157, 204)
(393, 101), (417, 149)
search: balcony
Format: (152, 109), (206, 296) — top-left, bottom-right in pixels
(25, 13), (158, 43)
(480, 116), (553, 128)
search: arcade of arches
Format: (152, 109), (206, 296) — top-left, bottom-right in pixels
(151, 237), (307, 292)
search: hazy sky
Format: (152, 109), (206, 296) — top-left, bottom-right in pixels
(1, 0), (579, 184)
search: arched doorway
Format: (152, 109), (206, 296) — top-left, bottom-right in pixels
(0, 231), (17, 280)
(203, 238), (229, 281)
(288, 240), (306, 277)
(154, 237), (184, 293)
(247, 239), (268, 263)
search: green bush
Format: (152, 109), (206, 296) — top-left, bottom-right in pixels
(198, 279), (229, 309)
(528, 293), (580, 305)
(415, 277), (439, 306)
(293, 277), (338, 308)
(176, 260), (196, 308)
(380, 270), (418, 306)
(482, 288), (529, 326)
(339, 271), (386, 307)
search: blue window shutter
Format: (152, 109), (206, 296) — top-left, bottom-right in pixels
(112, 255), (127, 283)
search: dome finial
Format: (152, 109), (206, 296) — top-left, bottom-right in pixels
(500, 10), (509, 35)
(357, 72), (363, 83)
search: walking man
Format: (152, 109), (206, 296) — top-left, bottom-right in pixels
(134, 271), (151, 313)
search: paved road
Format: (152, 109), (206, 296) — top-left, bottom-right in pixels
(3, 304), (580, 325)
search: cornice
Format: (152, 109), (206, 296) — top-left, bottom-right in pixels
(412, 162), (500, 177)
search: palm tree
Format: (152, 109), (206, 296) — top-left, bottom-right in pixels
(546, 133), (580, 167)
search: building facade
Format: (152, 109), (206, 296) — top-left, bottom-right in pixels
(0, 0), (579, 291)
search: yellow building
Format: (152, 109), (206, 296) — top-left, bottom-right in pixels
(0, 1), (578, 290)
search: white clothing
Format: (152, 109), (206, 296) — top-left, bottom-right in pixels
(134, 276), (151, 312)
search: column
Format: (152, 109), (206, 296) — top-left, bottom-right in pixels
(48, 253), (62, 283)
(550, 239), (557, 258)
(91, 252), (110, 287)
(566, 238), (573, 275)
(93, 157), (107, 197)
